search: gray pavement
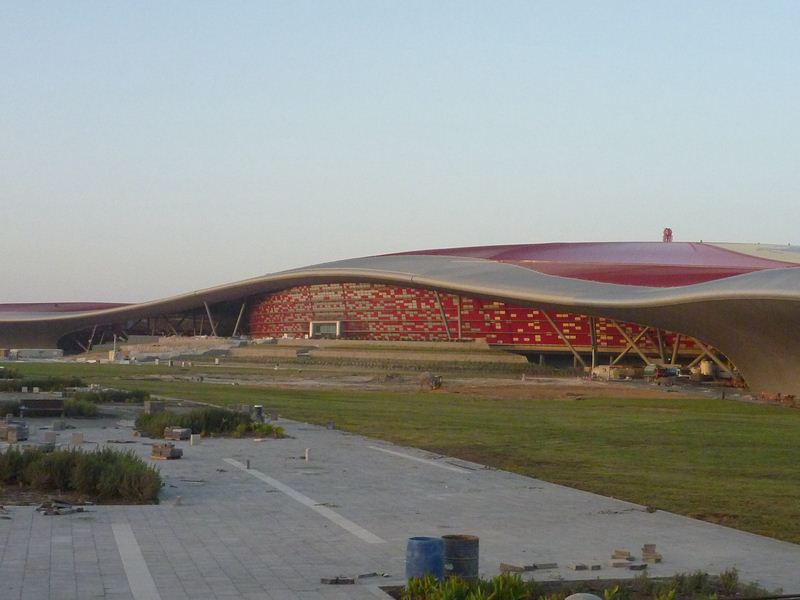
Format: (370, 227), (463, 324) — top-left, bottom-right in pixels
(1, 413), (799, 599)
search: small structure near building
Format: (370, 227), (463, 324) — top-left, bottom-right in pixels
(164, 427), (191, 441)
(0, 416), (29, 442)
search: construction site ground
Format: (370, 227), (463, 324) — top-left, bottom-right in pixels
(1, 412), (799, 600)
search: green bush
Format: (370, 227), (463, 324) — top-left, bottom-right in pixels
(135, 407), (255, 438)
(0, 446), (44, 485)
(0, 367), (20, 379)
(399, 570), (768, 600)
(0, 400), (20, 417)
(63, 398), (98, 418)
(74, 389), (149, 404)
(0, 446), (160, 503)
(232, 422), (285, 439)
(0, 376), (85, 393)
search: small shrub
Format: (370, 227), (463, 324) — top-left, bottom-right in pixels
(653, 587), (677, 600)
(0, 367), (20, 379)
(0, 400), (20, 417)
(23, 449), (77, 491)
(135, 407), (254, 438)
(74, 389), (149, 404)
(232, 422), (249, 438)
(717, 568), (739, 596)
(63, 398), (98, 418)
(0, 445), (43, 485)
(673, 570), (714, 596)
(1, 446), (160, 503)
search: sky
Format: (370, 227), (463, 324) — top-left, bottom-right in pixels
(2, 1), (799, 302)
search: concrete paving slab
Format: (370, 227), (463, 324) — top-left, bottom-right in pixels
(0, 414), (798, 599)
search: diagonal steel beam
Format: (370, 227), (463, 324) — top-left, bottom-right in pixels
(541, 311), (586, 368)
(670, 333), (681, 365)
(203, 301), (219, 337)
(611, 326), (650, 365)
(203, 300), (217, 337)
(232, 300), (247, 337)
(689, 338), (733, 375)
(609, 320), (653, 366)
(433, 291), (452, 341)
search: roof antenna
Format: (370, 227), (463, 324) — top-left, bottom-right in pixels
(662, 227), (673, 243)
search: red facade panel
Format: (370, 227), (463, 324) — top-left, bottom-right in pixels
(245, 283), (697, 355)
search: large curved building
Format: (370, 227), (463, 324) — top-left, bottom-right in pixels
(2, 240), (800, 395)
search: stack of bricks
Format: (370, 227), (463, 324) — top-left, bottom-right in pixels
(608, 549), (635, 568)
(0, 417), (29, 442)
(641, 544), (662, 563)
(151, 443), (183, 460)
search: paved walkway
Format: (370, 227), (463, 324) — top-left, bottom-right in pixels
(1, 415), (798, 599)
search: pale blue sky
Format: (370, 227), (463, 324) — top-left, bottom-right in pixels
(2, 1), (799, 302)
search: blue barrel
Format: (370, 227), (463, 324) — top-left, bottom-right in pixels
(405, 536), (444, 580)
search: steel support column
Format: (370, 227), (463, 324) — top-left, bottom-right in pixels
(231, 301), (247, 337)
(203, 301), (219, 337)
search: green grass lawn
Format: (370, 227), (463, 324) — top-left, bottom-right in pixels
(8, 363), (800, 543)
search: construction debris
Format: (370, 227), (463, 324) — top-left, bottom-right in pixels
(320, 576), (356, 585)
(164, 427), (191, 441)
(151, 442), (183, 460)
(641, 544), (663, 563)
(320, 572), (390, 585)
(567, 562), (588, 571)
(0, 417), (29, 442)
(36, 499), (90, 516)
(608, 559), (632, 568)
(500, 562), (558, 573)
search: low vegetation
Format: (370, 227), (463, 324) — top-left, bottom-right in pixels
(9, 363), (800, 543)
(232, 421), (285, 438)
(0, 400), (20, 417)
(0, 367), (20, 379)
(74, 389), (149, 403)
(399, 569), (767, 600)
(63, 398), (98, 418)
(0, 376), (85, 393)
(135, 406), (284, 438)
(0, 446), (161, 503)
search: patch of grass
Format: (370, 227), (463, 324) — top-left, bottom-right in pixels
(0, 446), (160, 503)
(397, 570), (768, 600)
(74, 389), (149, 403)
(135, 407), (254, 438)
(63, 398), (98, 418)
(232, 422), (285, 438)
(104, 378), (800, 543)
(11, 364), (800, 543)
(0, 367), (20, 379)
(0, 375), (85, 392)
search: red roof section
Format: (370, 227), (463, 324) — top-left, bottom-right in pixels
(392, 242), (800, 287)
